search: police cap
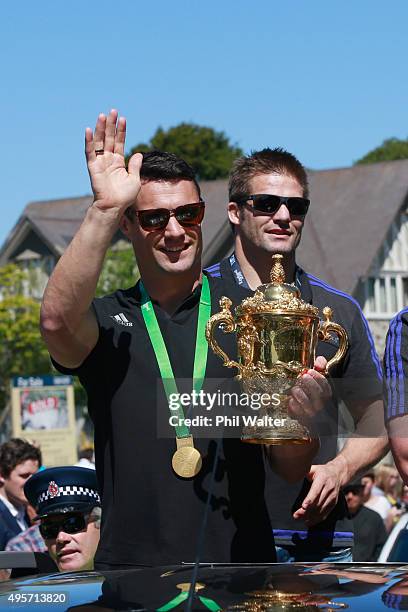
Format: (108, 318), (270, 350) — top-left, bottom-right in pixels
(24, 466), (100, 518)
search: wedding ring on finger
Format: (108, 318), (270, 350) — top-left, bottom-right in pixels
(95, 149), (104, 156)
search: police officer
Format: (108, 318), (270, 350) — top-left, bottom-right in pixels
(25, 466), (101, 572)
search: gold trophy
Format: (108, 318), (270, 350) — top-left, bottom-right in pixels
(205, 254), (348, 444)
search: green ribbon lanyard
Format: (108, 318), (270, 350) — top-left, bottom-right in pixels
(157, 592), (221, 612)
(139, 275), (211, 439)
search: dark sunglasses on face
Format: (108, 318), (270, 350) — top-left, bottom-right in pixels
(39, 513), (90, 539)
(237, 194), (310, 216)
(136, 201), (205, 231)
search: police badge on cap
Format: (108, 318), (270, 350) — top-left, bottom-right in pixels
(24, 466), (100, 518)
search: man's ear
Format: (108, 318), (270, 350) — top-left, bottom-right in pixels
(0, 471), (6, 487)
(228, 202), (241, 228)
(119, 212), (133, 239)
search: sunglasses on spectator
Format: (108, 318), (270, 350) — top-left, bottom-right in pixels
(236, 194), (310, 216)
(136, 201), (205, 231)
(39, 512), (91, 539)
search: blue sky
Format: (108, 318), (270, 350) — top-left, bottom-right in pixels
(1, 0), (407, 246)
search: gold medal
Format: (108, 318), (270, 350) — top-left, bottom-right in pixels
(172, 436), (202, 478)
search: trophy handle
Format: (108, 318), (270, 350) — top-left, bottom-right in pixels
(205, 297), (244, 377)
(318, 307), (349, 375)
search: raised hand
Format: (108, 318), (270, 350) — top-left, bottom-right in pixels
(85, 109), (142, 214)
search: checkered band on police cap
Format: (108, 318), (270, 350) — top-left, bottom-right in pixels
(37, 484), (100, 504)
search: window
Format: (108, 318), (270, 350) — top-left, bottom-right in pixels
(364, 276), (408, 317)
(367, 278), (375, 312)
(390, 277), (397, 312)
(403, 278), (408, 304)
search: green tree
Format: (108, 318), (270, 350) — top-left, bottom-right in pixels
(96, 243), (139, 297)
(127, 123), (243, 180)
(0, 264), (51, 412)
(355, 137), (408, 165)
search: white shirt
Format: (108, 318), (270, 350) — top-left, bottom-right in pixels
(74, 458), (95, 470)
(365, 494), (392, 520)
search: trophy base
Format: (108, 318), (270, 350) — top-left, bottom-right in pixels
(241, 417), (311, 446)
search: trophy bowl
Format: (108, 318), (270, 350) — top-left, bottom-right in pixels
(205, 254), (348, 445)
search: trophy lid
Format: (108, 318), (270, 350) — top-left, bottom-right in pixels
(261, 254), (301, 302)
(237, 254), (319, 317)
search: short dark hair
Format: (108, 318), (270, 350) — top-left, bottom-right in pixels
(125, 150), (201, 221)
(78, 448), (94, 462)
(228, 147), (309, 201)
(343, 484), (365, 495)
(0, 438), (42, 478)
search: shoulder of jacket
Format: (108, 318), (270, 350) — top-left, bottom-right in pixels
(388, 307), (408, 328)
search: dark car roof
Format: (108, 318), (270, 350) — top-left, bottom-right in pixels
(1, 562), (408, 611)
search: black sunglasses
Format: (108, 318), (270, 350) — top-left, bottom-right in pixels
(237, 194), (310, 216)
(39, 513), (89, 539)
(136, 201), (205, 231)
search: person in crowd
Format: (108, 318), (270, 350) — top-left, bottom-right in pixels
(5, 523), (46, 553)
(0, 438), (42, 549)
(344, 483), (387, 561)
(39, 110), (330, 569)
(24, 466), (101, 571)
(361, 472), (380, 502)
(75, 448), (95, 470)
(365, 464), (404, 531)
(400, 483), (408, 510)
(205, 147), (387, 561)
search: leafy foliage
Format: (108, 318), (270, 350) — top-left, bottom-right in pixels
(96, 244), (139, 297)
(355, 137), (408, 165)
(0, 264), (50, 411)
(127, 123), (243, 180)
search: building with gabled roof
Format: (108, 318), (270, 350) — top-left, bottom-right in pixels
(1, 160), (408, 353)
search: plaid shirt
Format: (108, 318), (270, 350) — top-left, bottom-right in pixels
(5, 524), (47, 553)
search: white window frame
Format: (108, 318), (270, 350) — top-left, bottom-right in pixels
(364, 274), (408, 319)
(362, 209), (408, 318)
